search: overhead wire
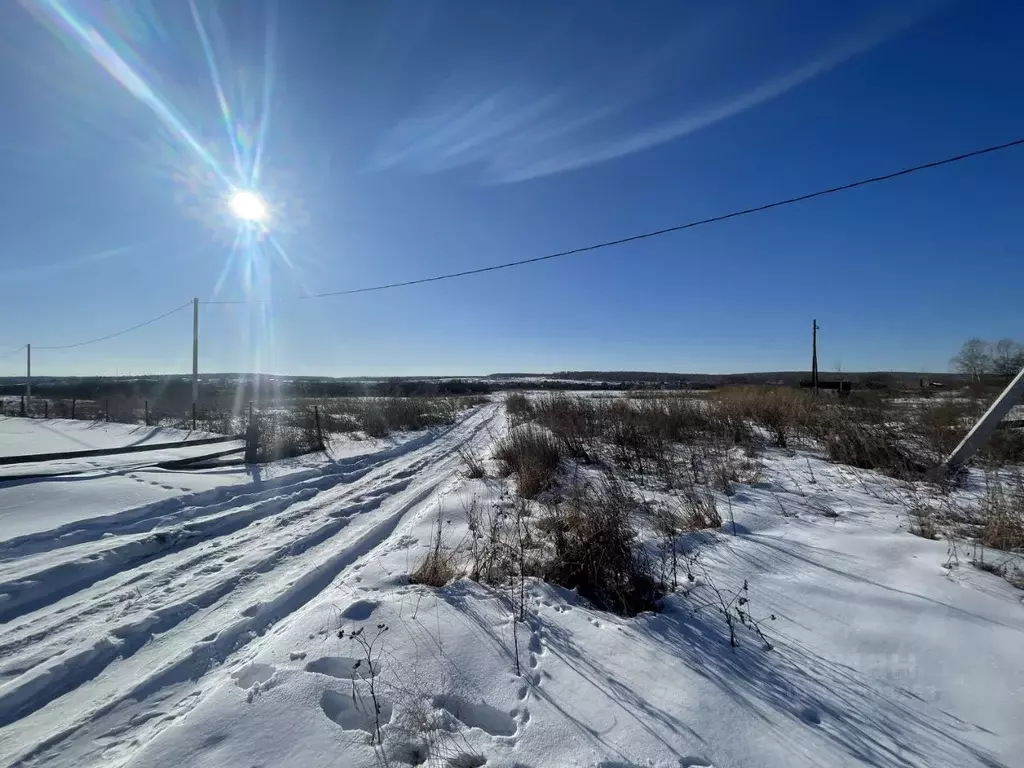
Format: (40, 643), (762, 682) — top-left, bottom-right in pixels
(19, 136), (1024, 346)
(0, 345), (27, 359)
(291, 136), (1024, 300)
(34, 302), (193, 351)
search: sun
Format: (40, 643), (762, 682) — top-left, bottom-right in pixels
(228, 189), (268, 223)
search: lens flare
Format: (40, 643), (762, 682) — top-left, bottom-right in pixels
(228, 190), (269, 222)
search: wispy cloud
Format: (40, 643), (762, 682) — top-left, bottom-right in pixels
(6, 242), (146, 282)
(371, 1), (941, 184)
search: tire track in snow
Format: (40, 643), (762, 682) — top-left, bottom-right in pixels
(0, 404), (499, 767)
(0, 429), (442, 560)
(0, 426), (471, 623)
(0, 474), (421, 657)
(0, 478), (413, 727)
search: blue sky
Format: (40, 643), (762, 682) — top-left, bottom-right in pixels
(0, 0), (1021, 378)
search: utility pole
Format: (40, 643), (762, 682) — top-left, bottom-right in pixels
(811, 320), (819, 395)
(26, 344), (31, 417)
(192, 297), (199, 430)
(943, 363), (1024, 473)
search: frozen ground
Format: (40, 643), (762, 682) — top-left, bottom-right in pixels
(0, 403), (1022, 768)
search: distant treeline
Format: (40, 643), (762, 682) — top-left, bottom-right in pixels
(0, 377), (494, 402)
(0, 369), (972, 405)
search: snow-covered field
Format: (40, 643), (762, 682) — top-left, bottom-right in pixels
(1, 403), (1022, 768)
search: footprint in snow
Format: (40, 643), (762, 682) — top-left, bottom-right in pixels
(305, 656), (377, 680)
(340, 599), (378, 620)
(319, 689), (392, 734)
(432, 695), (517, 737)
(231, 662), (275, 690)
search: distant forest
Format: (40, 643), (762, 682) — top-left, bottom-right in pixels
(0, 369), (972, 405)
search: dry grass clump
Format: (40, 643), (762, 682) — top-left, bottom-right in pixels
(504, 392), (534, 427)
(410, 508), (461, 587)
(493, 426), (563, 497)
(317, 396), (465, 437)
(980, 470), (1024, 551)
(458, 448), (487, 479)
(533, 394), (597, 460)
(541, 479), (662, 615)
(711, 387), (814, 448)
(807, 410), (923, 477)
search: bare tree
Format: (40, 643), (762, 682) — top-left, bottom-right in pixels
(991, 338), (1024, 378)
(951, 338), (992, 381)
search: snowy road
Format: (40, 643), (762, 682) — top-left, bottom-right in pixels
(2, 402), (1022, 768)
(0, 403), (499, 766)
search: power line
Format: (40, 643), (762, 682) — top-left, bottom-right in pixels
(0, 345), (26, 359)
(202, 135), (1024, 305)
(35, 302), (192, 351)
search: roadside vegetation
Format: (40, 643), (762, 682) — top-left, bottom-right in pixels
(413, 384), (1024, 632)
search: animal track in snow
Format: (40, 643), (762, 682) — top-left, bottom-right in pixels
(319, 689), (392, 734)
(341, 599), (378, 620)
(305, 656), (377, 679)
(432, 695), (517, 737)
(231, 662), (275, 689)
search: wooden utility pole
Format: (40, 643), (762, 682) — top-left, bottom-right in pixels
(26, 344), (32, 416)
(192, 297), (199, 430)
(811, 320), (819, 395)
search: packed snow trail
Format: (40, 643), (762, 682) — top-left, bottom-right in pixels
(0, 403), (499, 766)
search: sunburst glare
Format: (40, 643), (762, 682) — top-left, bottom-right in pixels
(21, 0), (294, 411)
(229, 189), (269, 223)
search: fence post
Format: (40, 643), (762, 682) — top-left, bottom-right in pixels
(71, 397), (76, 420)
(192, 403), (197, 432)
(314, 405), (324, 450)
(105, 400), (110, 422)
(145, 400), (149, 426)
(244, 402), (259, 463)
(44, 400), (48, 419)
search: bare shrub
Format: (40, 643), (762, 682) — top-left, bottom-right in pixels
(542, 479), (662, 615)
(249, 407), (323, 462)
(904, 398), (981, 464)
(687, 552), (775, 649)
(493, 426), (562, 498)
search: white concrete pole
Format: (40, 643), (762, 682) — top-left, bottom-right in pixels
(943, 363), (1024, 472)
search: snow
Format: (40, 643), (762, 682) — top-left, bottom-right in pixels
(0, 418), (223, 457)
(0, 417), (422, 541)
(1, 403), (1022, 768)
